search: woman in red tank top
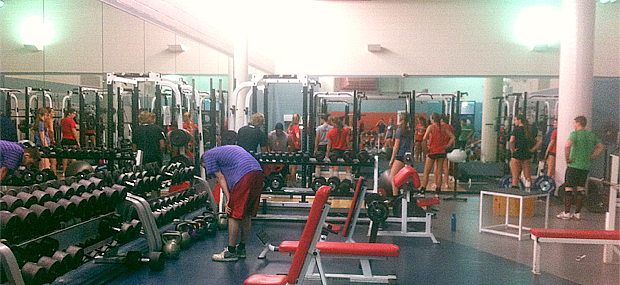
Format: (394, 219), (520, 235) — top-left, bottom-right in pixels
(420, 113), (455, 193)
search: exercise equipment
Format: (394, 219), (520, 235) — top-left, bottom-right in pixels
(499, 174), (524, 189)
(65, 161), (94, 178)
(94, 251), (165, 271)
(161, 231), (182, 259)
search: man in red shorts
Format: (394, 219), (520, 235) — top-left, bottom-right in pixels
(203, 145), (265, 261)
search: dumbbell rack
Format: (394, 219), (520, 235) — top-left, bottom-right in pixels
(255, 156), (379, 220)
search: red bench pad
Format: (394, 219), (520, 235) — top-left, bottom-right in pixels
(279, 241), (399, 257)
(531, 229), (620, 240)
(417, 197), (440, 207)
(393, 166), (421, 188)
(245, 274), (287, 285)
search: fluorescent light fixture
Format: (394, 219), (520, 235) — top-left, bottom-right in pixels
(0, 1), (5, 8)
(21, 16), (54, 50)
(600, 0), (617, 3)
(514, 6), (561, 48)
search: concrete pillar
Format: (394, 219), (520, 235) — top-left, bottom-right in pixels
(234, 26), (249, 132)
(555, 0), (596, 184)
(481, 78), (503, 162)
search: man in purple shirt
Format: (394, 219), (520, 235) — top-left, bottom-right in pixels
(203, 145), (264, 262)
(0, 140), (40, 184)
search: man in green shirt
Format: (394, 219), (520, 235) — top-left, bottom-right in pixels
(556, 116), (605, 220)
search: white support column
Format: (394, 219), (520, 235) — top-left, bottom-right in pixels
(481, 78), (503, 163)
(555, 0), (596, 184)
(227, 57), (234, 131)
(234, 25), (249, 132)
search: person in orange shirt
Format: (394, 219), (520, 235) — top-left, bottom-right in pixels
(440, 114), (455, 189)
(326, 117), (352, 181)
(420, 113), (455, 193)
(60, 109), (80, 174)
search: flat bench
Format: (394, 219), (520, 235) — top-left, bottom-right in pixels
(531, 228), (620, 274)
(279, 241), (399, 257)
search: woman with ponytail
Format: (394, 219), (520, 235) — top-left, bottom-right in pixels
(420, 113), (455, 193)
(33, 107), (50, 169)
(326, 116), (352, 180)
(388, 113), (414, 197)
(509, 114), (542, 189)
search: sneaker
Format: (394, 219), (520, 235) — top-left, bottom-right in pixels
(236, 246), (246, 259)
(212, 248), (238, 262)
(572, 213), (581, 220)
(555, 211), (572, 220)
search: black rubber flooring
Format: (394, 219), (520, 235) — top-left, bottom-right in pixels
(105, 219), (576, 285)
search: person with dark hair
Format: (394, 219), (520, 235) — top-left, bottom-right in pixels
(414, 116), (428, 161)
(385, 117), (396, 148)
(268, 123), (290, 153)
(133, 111), (166, 166)
(440, 114), (455, 188)
(509, 114), (542, 189)
(389, 113), (414, 197)
(376, 118), (386, 146)
(420, 113), (455, 193)
(203, 145), (264, 262)
(84, 112), (97, 147)
(61, 108), (80, 175)
(0, 140), (40, 184)
(33, 108), (50, 170)
(556, 116), (605, 220)
(326, 116), (352, 180)
(0, 111), (18, 142)
(314, 115), (333, 177)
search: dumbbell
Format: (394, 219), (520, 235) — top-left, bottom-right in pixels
(1, 195), (24, 211)
(44, 187), (63, 202)
(69, 182), (86, 196)
(30, 204), (53, 233)
(65, 246), (84, 269)
(69, 196), (88, 218)
(94, 251), (165, 271)
(339, 179), (353, 196)
(92, 189), (109, 212)
(78, 179), (96, 192)
(38, 237), (60, 259)
(13, 207), (37, 236)
(98, 218), (133, 242)
(17, 192), (38, 208)
(0, 210), (21, 238)
(33, 171), (48, 184)
(267, 175), (285, 192)
(31, 190), (52, 205)
(315, 151), (326, 162)
(21, 262), (47, 285)
(50, 250), (72, 274)
(343, 150), (355, 163)
(327, 176), (341, 192)
(43, 201), (67, 222)
(56, 199), (77, 220)
(329, 152), (339, 162)
(311, 177), (327, 192)
(111, 184), (129, 201)
(103, 187), (122, 205)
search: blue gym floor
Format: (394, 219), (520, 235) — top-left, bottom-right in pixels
(94, 191), (619, 285)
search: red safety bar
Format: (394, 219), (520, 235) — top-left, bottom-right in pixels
(245, 186), (332, 285)
(531, 229), (620, 240)
(278, 241), (399, 257)
(393, 166), (421, 188)
(342, 177), (364, 237)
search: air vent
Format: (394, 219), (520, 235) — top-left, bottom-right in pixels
(337, 78), (377, 92)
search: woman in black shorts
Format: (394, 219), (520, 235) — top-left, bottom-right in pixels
(509, 115), (542, 189)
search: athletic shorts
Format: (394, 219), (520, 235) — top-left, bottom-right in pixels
(512, 149), (532, 161)
(331, 149), (345, 159)
(229, 170), (265, 219)
(316, 145), (327, 153)
(61, 138), (78, 146)
(395, 156), (404, 162)
(564, 167), (589, 189)
(548, 152), (556, 156)
(428, 153), (446, 160)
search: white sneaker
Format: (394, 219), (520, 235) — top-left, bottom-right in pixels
(555, 211), (572, 220)
(572, 213), (581, 220)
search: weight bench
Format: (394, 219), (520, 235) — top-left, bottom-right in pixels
(248, 185), (400, 284)
(530, 228), (620, 274)
(370, 166), (440, 243)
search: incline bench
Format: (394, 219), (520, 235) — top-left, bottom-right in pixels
(246, 185), (400, 285)
(530, 228), (620, 274)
